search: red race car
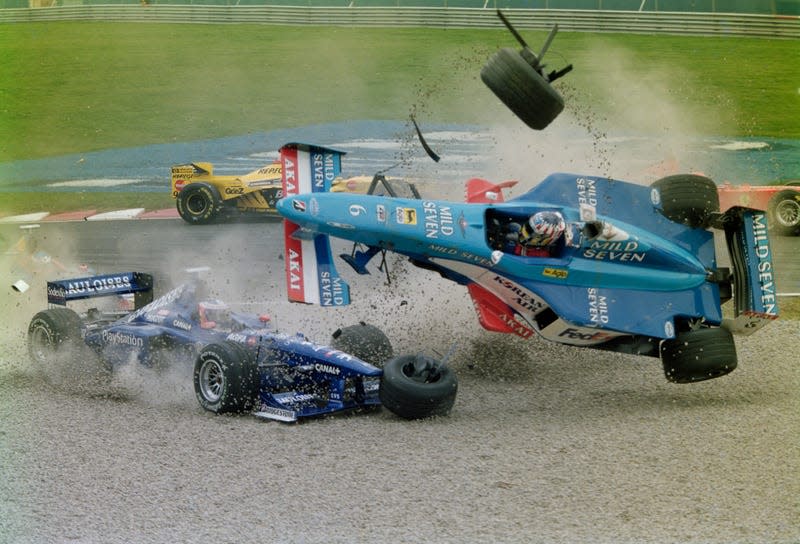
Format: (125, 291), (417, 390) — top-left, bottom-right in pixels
(718, 181), (800, 236)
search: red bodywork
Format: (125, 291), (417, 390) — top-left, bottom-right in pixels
(717, 182), (800, 212)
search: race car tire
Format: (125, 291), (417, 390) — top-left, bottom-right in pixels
(652, 174), (719, 229)
(193, 341), (258, 414)
(767, 189), (800, 236)
(331, 322), (394, 368)
(379, 354), (457, 419)
(480, 47), (564, 131)
(27, 307), (107, 385)
(176, 182), (223, 225)
(660, 327), (738, 383)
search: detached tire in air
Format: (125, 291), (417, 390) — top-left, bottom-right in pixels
(652, 174), (719, 229)
(379, 354), (457, 419)
(660, 327), (737, 383)
(331, 322), (393, 368)
(176, 182), (223, 225)
(480, 47), (564, 130)
(767, 189), (800, 236)
(194, 341), (258, 414)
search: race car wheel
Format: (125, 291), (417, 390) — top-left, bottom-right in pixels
(379, 354), (457, 419)
(480, 47), (564, 130)
(194, 341), (258, 414)
(767, 189), (800, 236)
(27, 307), (83, 367)
(176, 182), (223, 225)
(652, 174), (719, 229)
(660, 327), (738, 383)
(331, 322), (393, 368)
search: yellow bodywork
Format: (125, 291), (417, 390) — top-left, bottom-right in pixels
(171, 161), (283, 213)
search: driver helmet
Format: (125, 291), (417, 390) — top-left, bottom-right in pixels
(519, 211), (566, 247)
(198, 299), (232, 328)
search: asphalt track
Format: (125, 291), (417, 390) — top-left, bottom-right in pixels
(0, 219), (798, 544)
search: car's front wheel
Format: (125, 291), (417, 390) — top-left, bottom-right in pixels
(176, 183), (223, 225)
(379, 354), (457, 419)
(194, 341), (258, 414)
(767, 189), (800, 236)
(660, 327), (738, 383)
(652, 174), (719, 229)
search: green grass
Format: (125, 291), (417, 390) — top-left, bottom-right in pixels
(1, 22), (798, 164)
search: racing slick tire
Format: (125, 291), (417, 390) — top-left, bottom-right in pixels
(194, 341), (258, 414)
(480, 47), (564, 131)
(331, 322), (394, 368)
(379, 354), (457, 419)
(652, 174), (719, 229)
(660, 327), (738, 383)
(767, 189), (800, 236)
(176, 182), (223, 225)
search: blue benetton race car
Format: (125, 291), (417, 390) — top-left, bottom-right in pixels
(275, 143), (779, 384)
(27, 271), (457, 421)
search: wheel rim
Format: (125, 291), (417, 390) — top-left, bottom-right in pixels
(401, 357), (442, 384)
(775, 199), (800, 227)
(30, 325), (54, 363)
(186, 193), (208, 215)
(199, 358), (224, 403)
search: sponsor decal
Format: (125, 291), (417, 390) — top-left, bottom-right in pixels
(576, 177), (598, 221)
(752, 213), (777, 315)
(311, 152), (338, 191)
(588, 288), (609, 325)
(47, 285), (66, 300)
(320, 271), (347, 306)
(542, 267), (568, 279)
(395, 207), (417, 225)
(326, 221), (355, 230)
(349, 204), (367, 217)
(497, 312), (535, 338)
(172, 319), (192, 331)
(145, 313), (166, 324)
(64, 275), (133, 296)
(314, 363), (341, 376)
(582, 240), (646, 263)
(224, 187), (245, 195)
(174, 179), (187, 192)
(492, 276), (545, 314)
(664, 321), (675, 338)
(376, 204), (386, 223)
(257, 164), (281, 176)
(292, 199), (306, 212)
(276, 393), (316, 406)
(287, 247), (303, 295)
(102, 330), (144, 347)
(557, 327), (613, 342)
(282, 149), (298, 196)
(422, 201), (454, 239)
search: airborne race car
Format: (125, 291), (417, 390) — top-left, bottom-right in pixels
(276, 143), (779, 384)
(27, 271), (457, 421)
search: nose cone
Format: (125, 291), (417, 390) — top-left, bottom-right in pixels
(276, 194), (310, 222)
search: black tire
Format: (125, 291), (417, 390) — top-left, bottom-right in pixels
(379, 354), (457, 419)
(193, 341), (258, 414)
(176, 182), (223, 225)
(660, 327), (738, 383)
(767, 189), (800, 236)
(331, 322), (393, 368)
(480, 47), (564, 130)
(27, 307), (83, 368)
(652, 174), (720, 228)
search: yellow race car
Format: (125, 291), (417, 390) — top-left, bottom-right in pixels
(171, 162), (385, 224)
(171, 161), (284, 224)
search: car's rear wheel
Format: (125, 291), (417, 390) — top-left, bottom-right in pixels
(480, 47), (564, 131)
(28, 307), (82, 367)
(767, 189), (800, 236)
(379, 354), (457, 419)
(194, 341), (258, 414)
(660, 327), (738, 383)
(331, 322), (393, 368)
(652, 174), (720, 228)
(176, 183), (223, 225)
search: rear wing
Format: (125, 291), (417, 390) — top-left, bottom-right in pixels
(280, 143), (351, 306)
(47, 272), (154, 309)
(720, 208), (779, 334)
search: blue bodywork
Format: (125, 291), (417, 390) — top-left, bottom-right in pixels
(275, 144), (778, 358)
(45, 272), (382, 422)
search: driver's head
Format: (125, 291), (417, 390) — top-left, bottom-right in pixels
(520, 211), (566, 247)
(198, 299), (231, 328)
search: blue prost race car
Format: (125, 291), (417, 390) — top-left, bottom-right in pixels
(275, 143), (779, 384)
(27, 271), (457, 421)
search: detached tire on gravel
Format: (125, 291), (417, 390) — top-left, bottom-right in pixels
(480, 48), (564, 130)
(194, 341), (258, 414)
(661, 327), (738, 383)
(652, 174), (719, 228)
(379, 355), (457, 419)
(331, 322), (393, 368)
(176, 182), (223, 225)
(767, 189), (800, 236)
